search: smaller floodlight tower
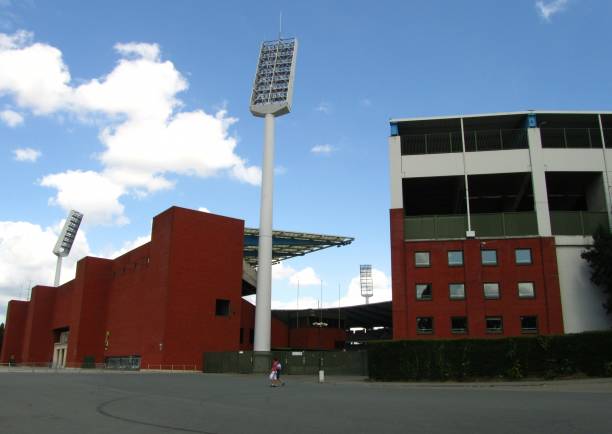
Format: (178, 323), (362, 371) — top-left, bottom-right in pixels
(360, 265), (373, 305)
(250, 37), (298, 354)
(53, 210), (83, 287)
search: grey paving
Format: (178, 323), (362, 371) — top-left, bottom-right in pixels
(1, 370), (611, 433)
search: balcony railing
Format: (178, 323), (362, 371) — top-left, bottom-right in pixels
(550, 211), (609, 236)
(404, 212), (538, 240)
(400, 129), (528, 155)
(540, 128), (607, 149)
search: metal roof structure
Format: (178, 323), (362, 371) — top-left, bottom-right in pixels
(243, 228), (354, 268)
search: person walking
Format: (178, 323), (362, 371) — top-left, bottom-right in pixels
(269, 358), (279, 387)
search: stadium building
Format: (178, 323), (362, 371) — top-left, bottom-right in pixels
(389, 111), (612, 339)
(0, 206), (359, 370)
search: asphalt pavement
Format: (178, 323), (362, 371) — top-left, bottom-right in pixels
(1, 370), (611, 434)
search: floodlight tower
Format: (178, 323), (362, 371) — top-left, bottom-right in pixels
(250, 37), (298, 354)
(53, 210), (84, 286)
(360, 265), (373, 304)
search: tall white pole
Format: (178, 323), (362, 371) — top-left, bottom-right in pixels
(54, 255), (62, 287)
(460, 117), (472, 233)
(254, 113), (275, 352)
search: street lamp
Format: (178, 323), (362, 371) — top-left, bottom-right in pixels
(53, 210), (83, 286)
(251, 36), (298, 355)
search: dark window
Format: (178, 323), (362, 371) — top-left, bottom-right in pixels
(518, 282), (535, 298)
(415, 251), (430, 267)
(249, 329), (254, 344)
(416, 283), (432, 300)
(515, 248), (532, 264)
(239, 328), (244, 344)
(481, 249), (498, 265)
(416, 317), (433, 334)
(521, 316), (538, 333)
(451, 317), (468, 334)
(483, 282), (500, 299)
(215, 299), (230, 316)
(486, 316), (503, 333)
(448, 250), (464, 266)
(449, 283), (465, 300)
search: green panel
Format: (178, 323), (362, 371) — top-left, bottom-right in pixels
(435, 215), (466, 238)
(551, 211), (584, 235)
(503, 212), (538, 236)
(582, 212), (609, 235)
(404, 216), (435, 239)
(472, 213), (504, 237)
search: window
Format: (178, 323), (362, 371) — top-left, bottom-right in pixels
(483, 282), (500, 299)
(449, 283), (465, 300)
(249, 328), (254, 344)
(481, 249), (498, 265)
(416, 283), (432, 300)
(521, 316), (538, 333)
(518, 282), (535, 298)
(416, 317), (433, 334)
(515, 248), (532, 265)
(215, 299), (230, 316)
(239, 328), (244, 344)
(451, 317), (468, 334)
(486, 316), (503, 333)
(448, 250), (464, 266)
(415, 251), (430, 267)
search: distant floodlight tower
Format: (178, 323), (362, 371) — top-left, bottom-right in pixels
(360, 265), (373, 305)
(250, 37), (298, 353)
(53, 210), (83, 287)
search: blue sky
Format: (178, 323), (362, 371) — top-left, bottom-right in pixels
(1, 0), (610, 322)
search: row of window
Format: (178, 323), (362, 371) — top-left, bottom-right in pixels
(416, 316), (538, 334)
(416, 281), (535, 300)
(415, 248), (532, 267)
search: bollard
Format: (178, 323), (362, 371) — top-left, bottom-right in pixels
(319, 370), (325, 383)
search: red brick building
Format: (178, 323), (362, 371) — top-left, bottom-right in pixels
(0, 206), (353, 370)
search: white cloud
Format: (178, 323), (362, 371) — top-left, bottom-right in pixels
(0, 219), (92, 322)
(315, 101), (331, 114)
(338, 268), (391, 307)
(272, 261), (296, 280)
(114, 42), (160, 61)
(0, 108), (23, 126)
(536, 0), (569, 21)
(0, 31), (260, 225)
(41, 170), (127, 225)
(13, 147), (40, 162)
(289, 266), (321, 286)
(311, 144), (335, 155)
(198, 207), (210, 213)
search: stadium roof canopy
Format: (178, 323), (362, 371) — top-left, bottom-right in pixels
(243, 228), (354, 268)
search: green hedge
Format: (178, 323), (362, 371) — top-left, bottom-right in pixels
(368, 331), (612, 381)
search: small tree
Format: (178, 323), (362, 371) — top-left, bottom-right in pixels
(581, 226), (612, 315)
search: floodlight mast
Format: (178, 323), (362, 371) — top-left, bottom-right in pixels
(52, 210), (83, 287)
(360, 265), (373, 305)
(250, 37), (298, 354)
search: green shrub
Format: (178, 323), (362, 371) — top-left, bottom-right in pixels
(368, 331), (612, 381)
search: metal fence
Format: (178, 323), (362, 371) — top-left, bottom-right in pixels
(203, 350), (368, 376)
(550, 211), (609, 235)
(540, 128), (606, 149)
(400, 129), (528, 155)
(404, 212), (538, 240)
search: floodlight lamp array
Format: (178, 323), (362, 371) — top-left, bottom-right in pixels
(360, 264), (374, 297)
(53, 210), (83, 257)
(250, 38), (297, 117)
